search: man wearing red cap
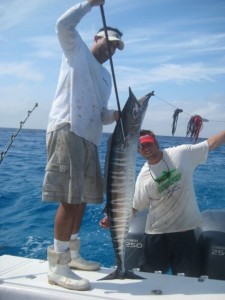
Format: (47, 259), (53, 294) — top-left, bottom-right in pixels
(132, 129), (225, 277)
(100, 129), (225, 277)
(139, 134), (156, 145)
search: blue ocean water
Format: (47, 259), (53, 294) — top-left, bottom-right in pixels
(0, 128), (225, 268)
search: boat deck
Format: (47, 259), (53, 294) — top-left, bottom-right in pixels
(0, 255), (225, 300)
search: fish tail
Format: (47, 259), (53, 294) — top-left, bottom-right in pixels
(98, 269), (145, 280)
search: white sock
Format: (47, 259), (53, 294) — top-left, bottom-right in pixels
(70, 233), (79, 241)
(54, 239), (70, 252)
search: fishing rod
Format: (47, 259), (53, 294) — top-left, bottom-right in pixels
(0, 103), (38, 165)
(100, 4), (126, 142)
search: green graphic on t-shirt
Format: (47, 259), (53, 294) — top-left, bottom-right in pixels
(156, 169), (181, 193)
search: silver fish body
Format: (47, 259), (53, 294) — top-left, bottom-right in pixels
(102, 87), (154, 280)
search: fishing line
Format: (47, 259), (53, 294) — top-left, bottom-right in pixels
(0, 103), (38, 165)
(154, 94), (191, 117)
(154, 94), (225, 122)
(153, 94), (225, 140)
(100, 5), (126, 142)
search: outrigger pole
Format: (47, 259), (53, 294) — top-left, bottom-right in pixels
(100, 5), (126, 142)
(0, 103), (38, 165)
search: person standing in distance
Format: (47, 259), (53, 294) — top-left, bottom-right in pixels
(42, 0), (124, 291)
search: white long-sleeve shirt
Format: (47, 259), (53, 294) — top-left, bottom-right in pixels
(133, 141), (209, 234)
(47, 1), (116, 146)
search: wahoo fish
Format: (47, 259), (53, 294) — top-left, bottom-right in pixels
(101, 87), (154, 280)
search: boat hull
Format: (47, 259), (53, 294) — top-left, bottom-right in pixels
(1, 254), (225, 300)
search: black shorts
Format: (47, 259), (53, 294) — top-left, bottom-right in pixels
(140, 230), (200, 277)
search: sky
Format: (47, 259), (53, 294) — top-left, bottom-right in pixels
(0, 0), (225, 138)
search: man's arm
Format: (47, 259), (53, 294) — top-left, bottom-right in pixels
(207, 130), (225, 151)
(88, 0), (105, 6)
(57, 0), (104, 31)
(56, 0), (104, 61)
(101, 109), (119, 125)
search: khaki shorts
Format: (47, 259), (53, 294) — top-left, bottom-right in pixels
(42, 124), (103, 204)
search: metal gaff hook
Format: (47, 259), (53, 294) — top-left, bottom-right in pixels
(100, 4), (126, 142)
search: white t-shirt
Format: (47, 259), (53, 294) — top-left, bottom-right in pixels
(47, 1), (116, 146)
(133, 141), (209, 234)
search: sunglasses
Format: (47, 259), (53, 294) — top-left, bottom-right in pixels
(149, 159), (171, 184)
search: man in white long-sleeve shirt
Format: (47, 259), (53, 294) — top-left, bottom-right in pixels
(42, 0), (124, 290)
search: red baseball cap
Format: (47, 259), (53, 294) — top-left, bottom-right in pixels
(139, 134), (156, 145)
